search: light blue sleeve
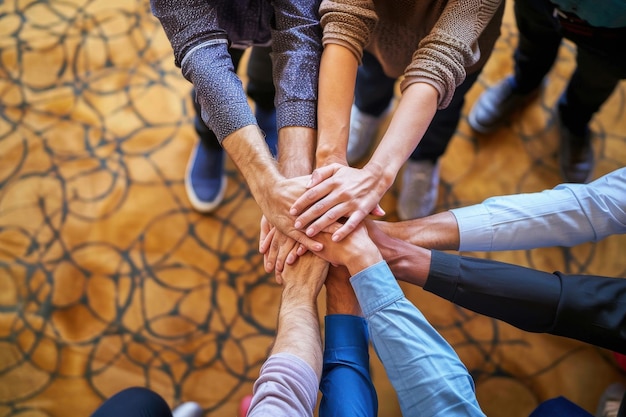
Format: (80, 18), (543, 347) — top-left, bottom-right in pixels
(451, 167), (626, 251)
(350, 262), (485, 417)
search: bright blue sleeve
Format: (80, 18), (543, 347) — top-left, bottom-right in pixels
(350, 262), (485, 417)
(320, 315), (378, 417)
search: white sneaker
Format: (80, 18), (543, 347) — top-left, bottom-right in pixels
(172, 402), (203, 417)
(397, 160), (440, 220)
(347, 104), (385, 165)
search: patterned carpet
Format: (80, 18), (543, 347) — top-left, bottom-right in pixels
(0, 1), (624, 416)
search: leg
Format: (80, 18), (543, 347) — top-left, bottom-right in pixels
(354, 51), (396, 117)
(467, 0), (562, 133)
(186, 48), (245, 212)
(319, 266), (378, 417)
(91, 387), (173, 417)
(558, 47), (623, 135)
(397, 71), (479, 220)
(348, 51), (397, 164)
(557, 44), (625, 183)
(246, 46), (277, 157)
(511, 0), (562, 93)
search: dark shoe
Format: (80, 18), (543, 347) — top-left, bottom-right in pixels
(468, 76), (538, 134)
(185, 120), (227, 213)
(255, 106), (278, 158)
(558, 117), (594, 183)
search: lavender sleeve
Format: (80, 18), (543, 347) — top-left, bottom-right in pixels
(247, 352), (319, 417)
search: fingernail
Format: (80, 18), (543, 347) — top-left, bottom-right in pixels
(332, 234), (340, 242)
(290, 208), (297, 215)
(294, 221), (302, 229)
(306, 227), (315, 236)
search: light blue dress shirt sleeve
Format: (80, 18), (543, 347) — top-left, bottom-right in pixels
(451, 167), (626, 251)
(350, 261), (485, 417)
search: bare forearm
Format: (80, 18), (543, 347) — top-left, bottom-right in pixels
(315, 44), (359, 167)
(366, 82), (439, 189)
(272, 286), (323, 379)
(374, 211), (460, 251)
(277, 126), (316, 177)
(222, 124), (282, 195)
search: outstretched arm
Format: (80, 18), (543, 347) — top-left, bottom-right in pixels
(320, 266), (378, 417)
(370, 167), (626, 252)
(366, 220), (626, 354)
(247, 253), (329, 417)
(314, 226), (485, 417)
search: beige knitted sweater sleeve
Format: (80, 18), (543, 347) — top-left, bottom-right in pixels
(403, 0), (502, 108)
(319, 0), (503, 108)
(319, 0), (378, 63)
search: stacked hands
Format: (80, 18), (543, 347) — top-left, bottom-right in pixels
(259, 162), (392, 276)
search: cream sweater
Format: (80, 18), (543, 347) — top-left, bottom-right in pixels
(320, 0), (504, 108)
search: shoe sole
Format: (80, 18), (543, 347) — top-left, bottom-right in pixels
(184, 144), (227, 213)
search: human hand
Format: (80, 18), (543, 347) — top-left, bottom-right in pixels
(289, 163), (387, 242)
(259, 216), (300, 276)
(280, 251), (329, 300)
(256, 175), (324, 253)
(313, 222), (383, 276)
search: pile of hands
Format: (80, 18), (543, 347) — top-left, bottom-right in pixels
(258, 163), (392, 282)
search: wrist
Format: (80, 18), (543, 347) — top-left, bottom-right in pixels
(277, 127), (315, 176)
(363, 160), (395, 194)
(345, 249), (383, 276)
(315, 143), (347, 169)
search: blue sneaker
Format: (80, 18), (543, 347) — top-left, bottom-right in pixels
(185, 119), (226, 213)
(255, 106), (278, 158)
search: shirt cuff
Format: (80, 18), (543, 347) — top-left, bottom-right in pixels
(423, 250), (461, 301)
(324, 315), (368, 350)
(349, 261), (403, 319)
(450, 205), (494, 251)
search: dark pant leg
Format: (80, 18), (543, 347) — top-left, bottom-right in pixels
(192, 48), (246, 149)
(246, 45), (275, 110)
(512, 0), (563, 93)
(409, 70), (480, 163)
(558, 44), (626, 135)
(354, 51), (397, 116)
(90, 387), (173, 417)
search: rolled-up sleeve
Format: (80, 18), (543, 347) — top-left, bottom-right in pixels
(401, 0), (502, 108)
(319, 0), (378, 63)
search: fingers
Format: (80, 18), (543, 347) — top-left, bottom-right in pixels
(290, 181), (335, 221)
(259, 224), (276, 255)
(371, 204), (386, 217)
(306, 164), (339, 189)
(331, 211), (368, 242)
(291, 231), (323, 253)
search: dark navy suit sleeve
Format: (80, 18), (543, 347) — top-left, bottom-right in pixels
(424, 250), (626, 354)
(320, 315), (378, 417)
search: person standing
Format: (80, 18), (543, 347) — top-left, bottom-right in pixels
(467, 0), (626, 183)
